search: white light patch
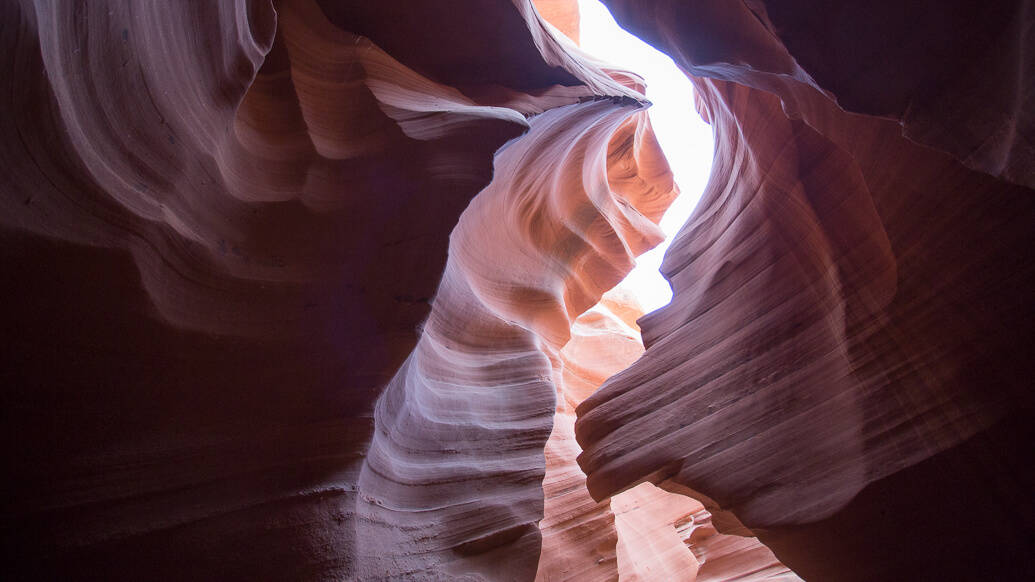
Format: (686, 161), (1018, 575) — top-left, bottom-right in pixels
(578, 0), (714, 313)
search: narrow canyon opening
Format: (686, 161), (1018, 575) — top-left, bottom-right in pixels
(576, 0), (713, 313)
(535, 3), (798, 580)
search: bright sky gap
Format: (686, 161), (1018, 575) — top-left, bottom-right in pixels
(577, 0), (714, 313)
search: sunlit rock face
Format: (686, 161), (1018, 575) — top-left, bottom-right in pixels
(354, 94), (678, 578)
(577, 1), (1035, 580)
(532, 0), (581, 45)
(536, 289), (797, 581)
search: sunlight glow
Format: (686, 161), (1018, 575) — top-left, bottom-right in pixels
(578, 0), (714, 313)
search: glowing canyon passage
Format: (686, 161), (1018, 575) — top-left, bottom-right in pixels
(1, 1), (1033, 580)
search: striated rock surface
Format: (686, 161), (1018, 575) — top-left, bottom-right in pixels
(0, 0), (656, 578)
(3, 0), (1033, 579)
(600, 0), (1035, 188)
(577, 1), (1035, 580)
(536, 293), (637, 582)
(537, 289), (797, 582)
(2, 0), (690, 578)
(613, 482), (797, 582)
(357, 93), (677, 579)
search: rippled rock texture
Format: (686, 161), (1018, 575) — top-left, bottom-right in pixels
(2, 0), (1033, 580)
(577, 1), (1035, 580)
(0, 0), (670, 579)
(536, 289), (797, 581)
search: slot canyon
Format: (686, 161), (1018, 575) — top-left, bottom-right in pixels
(1, 0), (1032, 580)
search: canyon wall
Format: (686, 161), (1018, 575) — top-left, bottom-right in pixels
(577, 1), (1035, 580)
(537, 289), (797, 581)
(1, 0), (676, 578)
(2, 0), (1032, 580)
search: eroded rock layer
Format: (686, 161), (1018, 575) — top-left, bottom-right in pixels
(536, 288), (797, 582)
(0, 0), (657, 578)
(0, 0), (696, 578)
(600, 0), (1035, 189)
(357, 91), (679, 578)
(3, 0), (1033, 579)
(577, 1), (1035, 579)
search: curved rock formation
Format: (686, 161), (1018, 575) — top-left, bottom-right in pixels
(0, 0), (633, 578)
(577, 1), (1035, 580)
(599, 0), (1035, 189)
(536, 293), (638, 581)
(3, 0), (1033, 579)
(356, 93), (677, 579)
(1, 0), (682, 578)
(537, 287), (797, 582)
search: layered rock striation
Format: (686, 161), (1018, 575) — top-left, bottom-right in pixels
(536, 289), (797, 581)
(355, 96), (677, 579)
(1, 0), (679, 578)
(577, 1), (1035, 579)
(2, 0), (1033, 580)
